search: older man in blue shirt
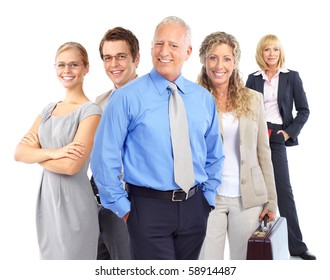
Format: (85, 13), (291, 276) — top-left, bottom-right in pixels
(91, 16), (224, 260)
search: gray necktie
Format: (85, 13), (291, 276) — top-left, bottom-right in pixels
(168, 83), (195, 193)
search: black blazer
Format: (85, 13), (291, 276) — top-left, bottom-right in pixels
(246, 70), (310, 146)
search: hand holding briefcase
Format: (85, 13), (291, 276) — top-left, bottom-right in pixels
(246, 215), (289, 260)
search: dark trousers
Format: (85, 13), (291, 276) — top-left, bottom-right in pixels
(126, 185), (210, 260)
(90, 176), (131, 260)
(97, 207), (131, 260)
(268, 123), (308, 255)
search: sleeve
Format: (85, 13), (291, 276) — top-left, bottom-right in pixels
(245, 74), (253, 89)
(80, 102), (102, 121)
(201, 93), (225, 208)
(39, 102), (56, 119)
(90, 94), (131, 218)
(255, 91), (277, 211)
(285, 71), (310, 142)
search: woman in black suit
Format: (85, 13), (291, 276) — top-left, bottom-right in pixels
(246, 34), (315, 260)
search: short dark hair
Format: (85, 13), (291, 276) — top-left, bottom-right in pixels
(99, 27), (140, 60)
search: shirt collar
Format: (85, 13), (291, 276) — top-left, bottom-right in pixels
(149, 68), (186, 95)
(254, 67), (289, 77)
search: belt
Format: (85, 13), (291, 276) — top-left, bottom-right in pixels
(267, 122), (283, 130)
(90, 176), (101, 205)
(126, 183), (200, 202)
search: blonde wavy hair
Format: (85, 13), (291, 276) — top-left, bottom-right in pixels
(197, 31), (255, 118)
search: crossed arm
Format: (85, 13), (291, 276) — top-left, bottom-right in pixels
(14, 114), (101, 175)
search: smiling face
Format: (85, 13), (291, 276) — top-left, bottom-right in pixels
(55, 48), (89, 90)
(262, 44), (280, 69)
(151, 22), (192, 82)
(205, 43), (236, 89)
(102, 40), (139, 88)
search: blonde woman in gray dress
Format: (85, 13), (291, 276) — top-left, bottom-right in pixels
(14, 42), (102, 259)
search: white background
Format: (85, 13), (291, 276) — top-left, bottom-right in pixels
(1, 0), (328, 279)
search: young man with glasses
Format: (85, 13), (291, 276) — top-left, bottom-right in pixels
(90, 27), (140, 260)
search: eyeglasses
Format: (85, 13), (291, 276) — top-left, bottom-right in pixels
(54, 62), (81, 70)
(103, 53), (128, 62)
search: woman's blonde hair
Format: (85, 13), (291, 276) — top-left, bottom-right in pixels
(255, 34), (285, 71)
(55, 41), (89, 67)
(197, 31), (254, 118)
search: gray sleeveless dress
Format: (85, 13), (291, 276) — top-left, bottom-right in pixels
(36, 101), (102, 259)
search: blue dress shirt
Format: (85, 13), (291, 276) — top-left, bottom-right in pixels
(91, 68), (224, 218)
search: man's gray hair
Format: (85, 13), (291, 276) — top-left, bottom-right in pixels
(154, 16), (192, 46)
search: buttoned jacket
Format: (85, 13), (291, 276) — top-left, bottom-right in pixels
(246, 70), (310, 146)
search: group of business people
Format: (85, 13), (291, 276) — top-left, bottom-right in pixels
(14, 15), (315, 261)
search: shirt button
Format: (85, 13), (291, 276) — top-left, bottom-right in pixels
(241, 179), (246, 185)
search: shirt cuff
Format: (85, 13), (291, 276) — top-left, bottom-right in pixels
(202, 188), (215, 208)
(106, 195), (131, 219)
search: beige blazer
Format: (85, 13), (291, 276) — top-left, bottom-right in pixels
(95, 89), (113, 109)
(218, 89), (277, 212)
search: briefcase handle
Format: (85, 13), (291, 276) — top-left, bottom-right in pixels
(261, 214), (269, 232)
